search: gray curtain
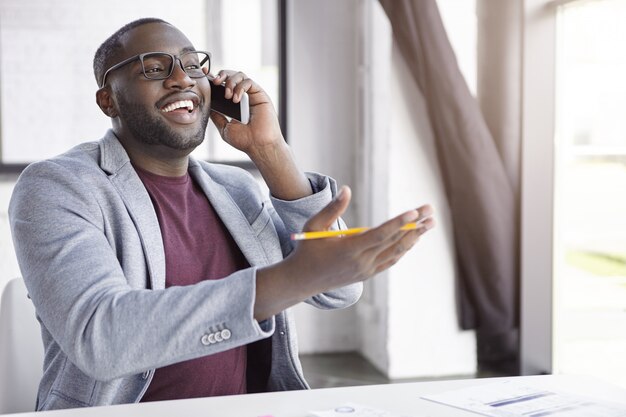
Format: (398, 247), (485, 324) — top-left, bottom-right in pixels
(378, 0), (519, 371)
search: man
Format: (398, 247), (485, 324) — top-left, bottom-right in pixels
(9, 18), (434, 411)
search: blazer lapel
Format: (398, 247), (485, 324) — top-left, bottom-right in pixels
(99, 131), (166, 290)
(189, 162), (269, 267)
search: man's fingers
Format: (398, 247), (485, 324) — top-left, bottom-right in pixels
(369, 215), (435, 274)
(373, 229), (421, 265)
(416, 204), (434, 220)
(303, 186), (351, 233)
(358, 204), (435, 249)
(232, 79), (254, 103)
(357, 209), (420, 249)
(420, 216), (436, 231)
(219, 71), (250, 100)
(213, 69), (266, 107)
(223, 71), (248, 89)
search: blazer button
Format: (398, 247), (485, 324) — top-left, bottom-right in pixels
(208, 333), (217, 344)
(221, 329), (231, 340)
(201, 334), (211, 345)
(215, 332), (223, 342)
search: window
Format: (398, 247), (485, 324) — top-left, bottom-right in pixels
(437, 0), (477, 95)
(553, 0), (626, 387)
(0, 0), (283, 171)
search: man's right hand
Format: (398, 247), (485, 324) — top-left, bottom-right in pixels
(254, 186), (435, 321)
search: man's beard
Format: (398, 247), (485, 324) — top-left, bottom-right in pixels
(116, 96), (210, 151)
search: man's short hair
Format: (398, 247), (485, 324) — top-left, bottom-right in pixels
(93, 17), (171, 87)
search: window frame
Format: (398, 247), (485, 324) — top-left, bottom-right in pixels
(520, 0), (558, 376)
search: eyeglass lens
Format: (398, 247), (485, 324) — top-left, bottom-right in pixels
(141, 52), (210, 80)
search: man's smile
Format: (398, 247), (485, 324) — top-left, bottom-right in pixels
(161, 99), (194, 113)
(157, 93), (203, 125)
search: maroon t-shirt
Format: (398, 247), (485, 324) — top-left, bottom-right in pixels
(135, 165), (250, 402)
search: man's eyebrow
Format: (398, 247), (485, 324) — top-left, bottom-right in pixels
(181, 46), (196, 53)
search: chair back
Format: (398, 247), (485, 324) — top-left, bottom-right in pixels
(0, 278), (43, 414)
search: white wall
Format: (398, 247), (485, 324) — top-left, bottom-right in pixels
(385, 43), (475, 378)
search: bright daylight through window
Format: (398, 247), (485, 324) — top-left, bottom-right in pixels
(553, 0), (626, 388)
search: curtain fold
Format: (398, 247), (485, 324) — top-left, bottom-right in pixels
(378, 0), (519, 370)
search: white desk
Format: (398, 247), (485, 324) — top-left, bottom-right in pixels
(5, 375), (626, 417)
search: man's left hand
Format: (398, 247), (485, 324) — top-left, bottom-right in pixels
(208, 70), (283, 158)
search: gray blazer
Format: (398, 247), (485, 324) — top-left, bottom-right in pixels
(9, 130), (362, 411)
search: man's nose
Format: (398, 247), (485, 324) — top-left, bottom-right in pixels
(164, 60), (195, 89)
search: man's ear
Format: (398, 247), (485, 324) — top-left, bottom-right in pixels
(96, 87), (118, 118)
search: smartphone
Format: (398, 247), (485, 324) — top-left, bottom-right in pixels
(208, 76), (250, 124)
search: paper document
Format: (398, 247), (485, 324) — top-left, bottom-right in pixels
(422, 379), (626, 416)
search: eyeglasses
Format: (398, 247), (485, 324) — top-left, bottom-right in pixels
(99, 50), (211, 88)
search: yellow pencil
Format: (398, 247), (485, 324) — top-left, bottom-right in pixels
(290, 222), (425, 241)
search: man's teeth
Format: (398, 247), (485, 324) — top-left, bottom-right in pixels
(161, 100), (194, 113)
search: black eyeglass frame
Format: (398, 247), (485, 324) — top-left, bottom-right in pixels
(99, 50), (212, 88)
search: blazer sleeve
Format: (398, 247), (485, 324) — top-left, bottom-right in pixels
(9, 160), (275, 381)
(269, 172), (363, 310)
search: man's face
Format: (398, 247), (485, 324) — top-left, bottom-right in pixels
(107, 22), (211, 152)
